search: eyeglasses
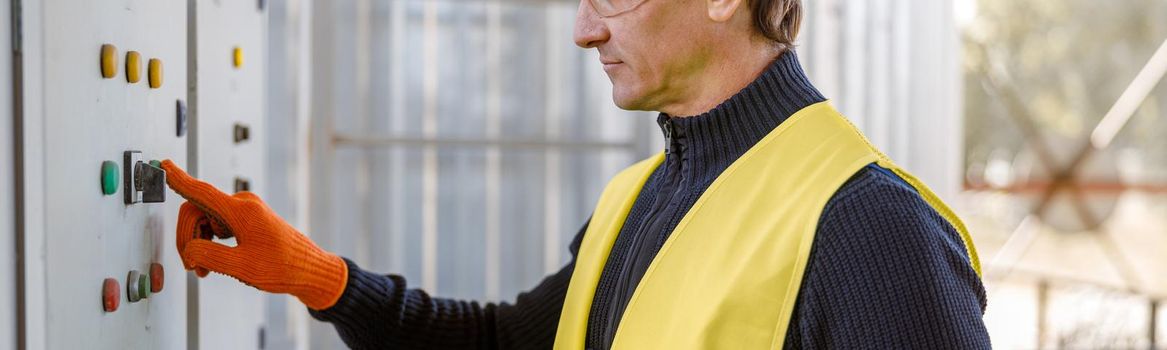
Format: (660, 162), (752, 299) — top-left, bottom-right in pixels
(588, 0), (649, 18)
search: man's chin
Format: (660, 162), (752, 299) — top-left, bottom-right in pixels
(611, 88), (652, 112)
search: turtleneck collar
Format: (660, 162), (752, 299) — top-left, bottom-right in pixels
(654, 50), (826, 179)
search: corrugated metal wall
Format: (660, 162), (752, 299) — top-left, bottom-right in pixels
(801, 0), (963, 201)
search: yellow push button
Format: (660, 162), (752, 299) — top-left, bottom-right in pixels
(233, 47), (244, 69)
(100, 44), (118, 79)
(148, 58), (163, 89)
(125, 51), (142, 83)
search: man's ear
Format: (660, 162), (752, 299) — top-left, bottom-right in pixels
(707, 0), (746, 22)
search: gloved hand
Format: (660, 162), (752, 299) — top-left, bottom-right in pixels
(160, 160), (348, 310)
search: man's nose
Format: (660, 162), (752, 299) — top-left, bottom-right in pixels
(574, 0), (610, 49)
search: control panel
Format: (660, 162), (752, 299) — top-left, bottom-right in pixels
(17, 0), (268, 348)
(34, 1), (188, 348)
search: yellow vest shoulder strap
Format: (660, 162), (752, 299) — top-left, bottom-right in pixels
(552, 153), (663, 348)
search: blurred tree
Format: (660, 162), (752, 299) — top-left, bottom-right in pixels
(963, 0), (1167, 187)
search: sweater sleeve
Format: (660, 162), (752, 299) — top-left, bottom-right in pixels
(783, 166), (991, 349)
(309, 220), (590, 350)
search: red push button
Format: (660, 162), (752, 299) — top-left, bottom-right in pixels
(102, 278), (120, 312)
(150, 263), (164, 293)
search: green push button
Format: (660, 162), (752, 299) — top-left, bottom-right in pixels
(138, 273), (150, 299)
(149, 160), (161, 168)
(101, 161), (119, 195)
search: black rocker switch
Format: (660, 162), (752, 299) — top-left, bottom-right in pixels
(124, 151), (167, 204)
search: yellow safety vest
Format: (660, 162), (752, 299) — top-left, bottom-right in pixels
(553, 102), (980, 349)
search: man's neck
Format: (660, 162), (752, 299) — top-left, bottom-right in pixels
(659, 46), (784, 117)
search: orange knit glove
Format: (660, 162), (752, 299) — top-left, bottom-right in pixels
(161, 160), (348, 310)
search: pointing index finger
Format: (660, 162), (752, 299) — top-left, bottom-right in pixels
(160, 159), (237, 218)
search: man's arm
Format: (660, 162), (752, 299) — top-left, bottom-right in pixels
(309, 220), (589, 350)
(784, 166), (991, 349)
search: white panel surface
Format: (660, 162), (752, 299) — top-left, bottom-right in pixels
(35, 0), (189, 348)
(190, 0), (268, 349)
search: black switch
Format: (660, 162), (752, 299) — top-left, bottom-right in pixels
(234, 177), (251, 193)
(136, 161), (166, 203)
(176, 100), (187, 137)
(124, 150), (166, 204)
(234, 123), (251, 143)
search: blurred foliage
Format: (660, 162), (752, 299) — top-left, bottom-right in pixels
(963, 0), (1167, 183)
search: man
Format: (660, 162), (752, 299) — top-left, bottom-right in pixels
(162, 0), (991, 348)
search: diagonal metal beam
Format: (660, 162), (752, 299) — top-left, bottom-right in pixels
(966, 37), (1167, 292)
(970, 41), (1102, 228)
(1033, 38), (1167, 217)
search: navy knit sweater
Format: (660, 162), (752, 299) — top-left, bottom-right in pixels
(310, 52), (991, 349)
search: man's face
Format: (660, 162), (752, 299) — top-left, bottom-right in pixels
(574, 0), (714, 112)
